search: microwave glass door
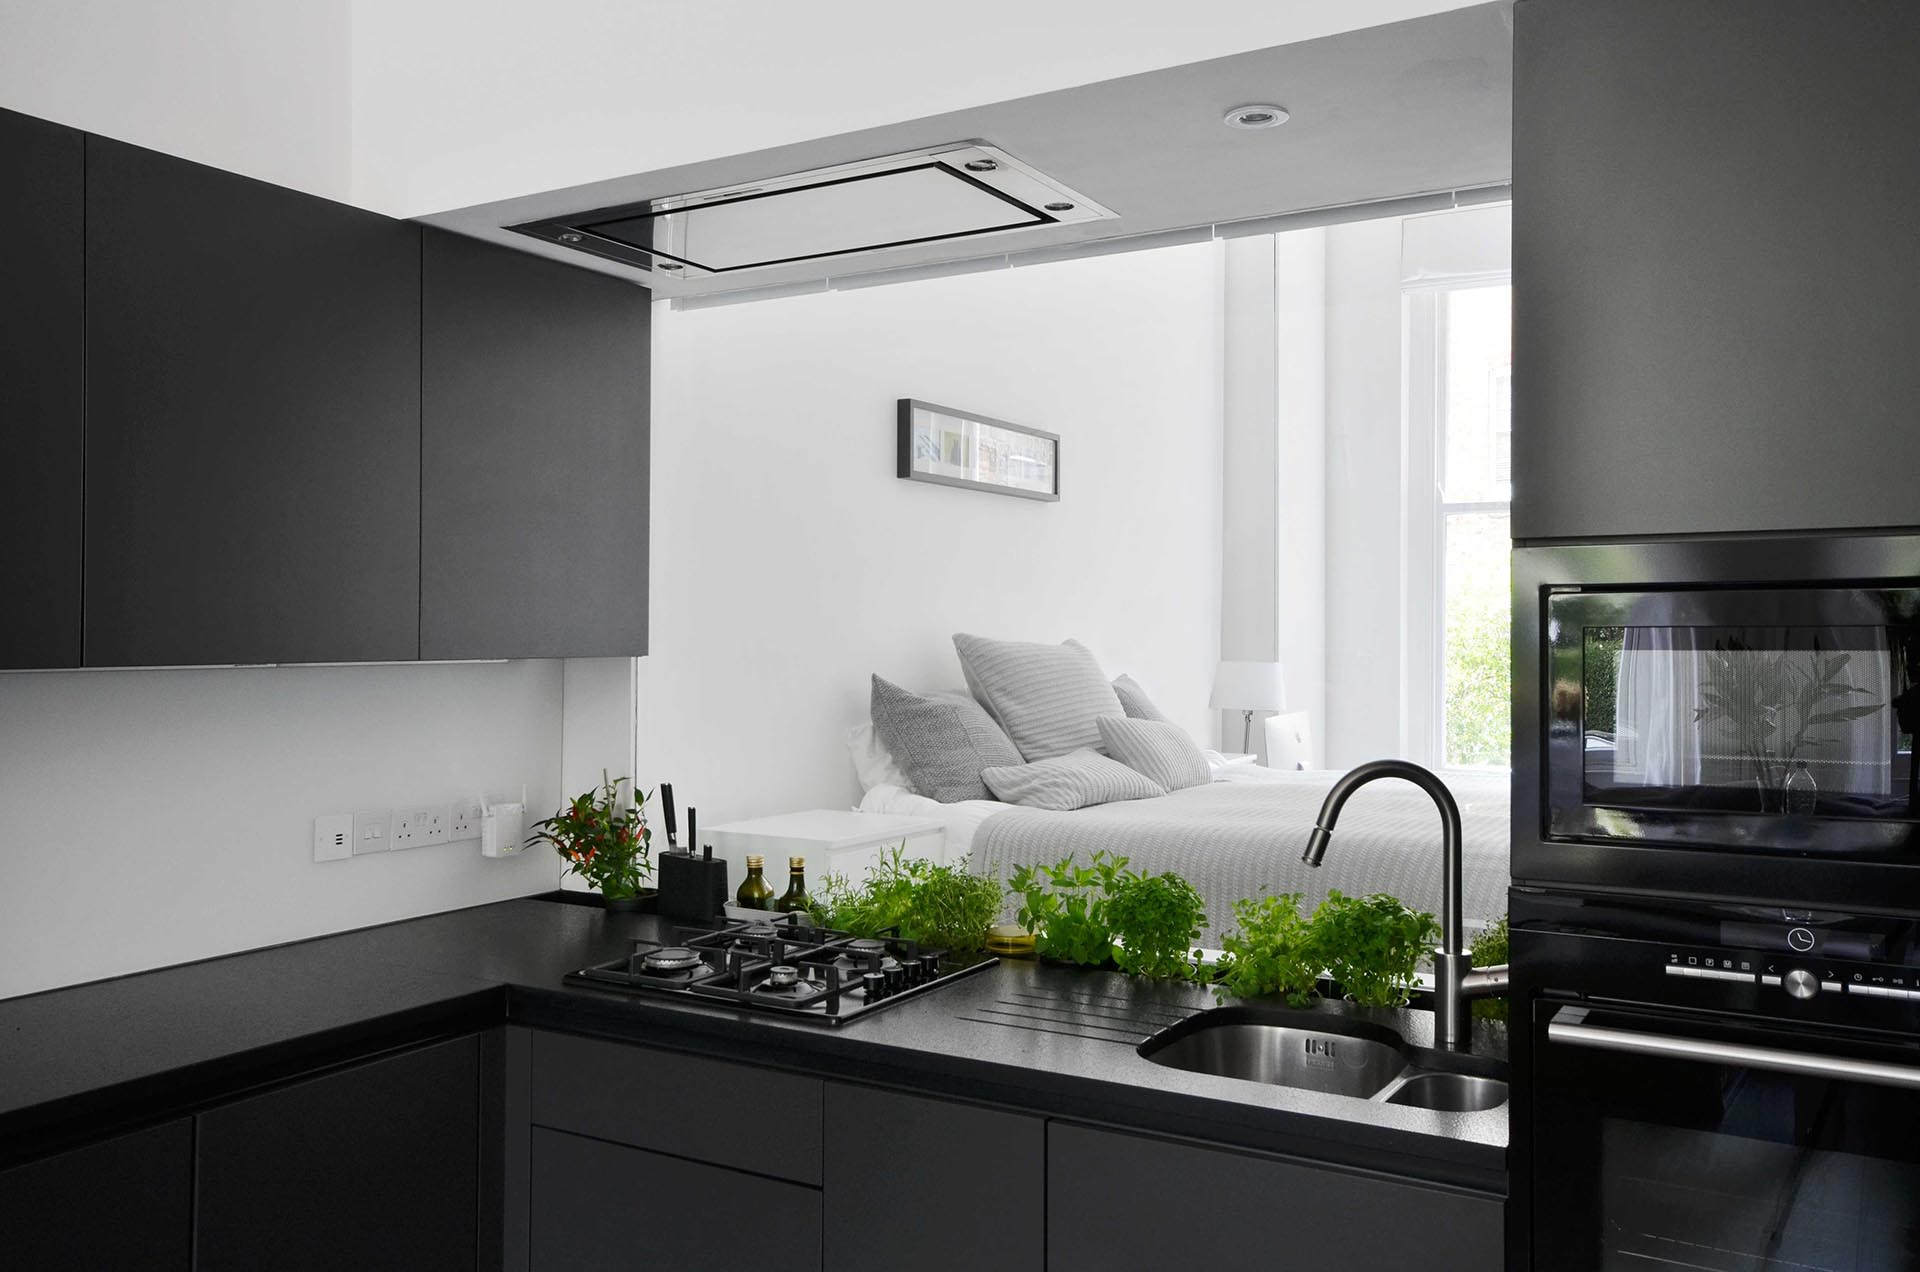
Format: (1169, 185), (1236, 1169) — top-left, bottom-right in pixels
(1535, 1003), (1920, 1270)
(1546, 587), (1920, 857)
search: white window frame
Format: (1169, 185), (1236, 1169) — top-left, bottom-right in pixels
(1402, 275), (1512, 772)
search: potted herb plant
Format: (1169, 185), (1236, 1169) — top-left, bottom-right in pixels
(807, 845), (1002, 953)
(1010, 852), (1209, 978)
(1213, 893), (1321, 1005)
(526, 771), (656, 910)
(1310, 891), (1441, 1008)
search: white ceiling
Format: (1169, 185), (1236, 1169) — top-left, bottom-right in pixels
(423, 3), (1514, 300)
(349, 0), (1488, 216)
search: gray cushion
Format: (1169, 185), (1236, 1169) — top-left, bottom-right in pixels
(952, 634), (1125, 761)
(1112, 673), (1171, 722)
(981, 748), (1167, 811)
(1096, 715), (1209, 792)
(870, 675), (1023, 803)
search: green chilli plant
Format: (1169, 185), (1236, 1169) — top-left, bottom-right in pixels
(1310, 891), (1441, 1009)
(526, 771), (654, 900)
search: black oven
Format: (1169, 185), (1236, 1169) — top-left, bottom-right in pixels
(1515, 535), (1920, 912)
(1514, 891), (1920, 1270)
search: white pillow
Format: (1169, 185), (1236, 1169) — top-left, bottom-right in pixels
(847, 721), (916, 794)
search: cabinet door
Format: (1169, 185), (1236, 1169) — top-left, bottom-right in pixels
(1046, 1123), (1502, 1272)
(0, 1119), (191, 1271)
(420, 229), (649, 660)
(195, 1035), (479, 1272)
(0, 108), (84, 668)
(83, 136), (421, 665)
(531, 1127), (820, 1272)
(825, 1084), (1042, 1272)
(1512, 0), (1920, 539)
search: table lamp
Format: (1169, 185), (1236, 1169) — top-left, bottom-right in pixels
(1209, 660), (1288, 754)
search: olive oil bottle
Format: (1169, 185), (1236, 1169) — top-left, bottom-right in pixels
(773, 857), (810, 914)
(736, 854), (776, 910)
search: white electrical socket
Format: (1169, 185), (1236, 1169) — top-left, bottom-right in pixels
(352, 809), (392, 854)
(450, 799), (485, 840)
(313, 813), (354, 863)
(393, 804), (453, 849)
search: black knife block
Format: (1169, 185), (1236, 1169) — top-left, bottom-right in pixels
(657, 851), (729, 924)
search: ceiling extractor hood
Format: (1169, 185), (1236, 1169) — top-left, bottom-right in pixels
(508, 142), (1116, 281)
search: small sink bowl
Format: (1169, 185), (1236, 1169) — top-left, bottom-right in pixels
(1139, 1006), (1410, 1099)
(1379, 1071), (1508, 1112)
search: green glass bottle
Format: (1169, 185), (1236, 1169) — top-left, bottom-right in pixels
(736, 854), (776, 910)
(774, 857), (810, 914)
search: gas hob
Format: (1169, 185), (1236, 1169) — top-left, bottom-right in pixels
(565, 913), (997, 1026)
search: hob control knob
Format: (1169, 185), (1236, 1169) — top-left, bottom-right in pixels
(1783, 969), (1819, 1000)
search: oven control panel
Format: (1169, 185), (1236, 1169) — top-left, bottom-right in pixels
(1663, 949), (1920, 1002)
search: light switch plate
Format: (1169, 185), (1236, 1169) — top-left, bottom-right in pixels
(313, 813), (354, 863)
(352, 808), (391, 854)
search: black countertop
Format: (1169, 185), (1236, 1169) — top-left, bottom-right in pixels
(0, 896), (1507, 1189)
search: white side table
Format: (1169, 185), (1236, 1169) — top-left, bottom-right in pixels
(703, 809), (947, 899)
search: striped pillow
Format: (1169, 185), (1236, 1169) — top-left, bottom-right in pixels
(1112, 673), (1171, 722)
(953, 634), (1125, 761)
(1096, 715), (1209, 792)
(870, 675), (1023, 803)
(981, 748), (1167, 811)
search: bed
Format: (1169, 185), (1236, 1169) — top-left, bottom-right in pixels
(859, 755), (1509, 940)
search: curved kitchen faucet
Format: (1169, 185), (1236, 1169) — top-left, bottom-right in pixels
(1303, 759), (1507, 1051)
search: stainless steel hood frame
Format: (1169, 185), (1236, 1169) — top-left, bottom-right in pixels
(507, 142), (1116, 281)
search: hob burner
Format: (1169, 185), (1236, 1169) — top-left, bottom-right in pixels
(641, 947), (703, 973)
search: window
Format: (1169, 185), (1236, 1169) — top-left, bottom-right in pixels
(1407, 283), (1512, 770)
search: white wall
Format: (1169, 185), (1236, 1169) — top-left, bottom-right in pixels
(640, 244), (1223, 826)
(0, 663), (563, 1000)
(1220, 233), (1330, 762)
(0, 0), (353, 200)
(349, 0), (1486, 216)
(1322, 217), (1409, 767)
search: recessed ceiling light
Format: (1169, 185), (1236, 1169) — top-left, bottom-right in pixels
(1223, 104), (1290, 131)
(963, 158), (999, 172)
(1044, 201), (1075, 212)
(558, 232), (583, 243)
(656, 261), (684, 271)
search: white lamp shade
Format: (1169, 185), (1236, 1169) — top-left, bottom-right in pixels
(1209, 660), (1287, 713)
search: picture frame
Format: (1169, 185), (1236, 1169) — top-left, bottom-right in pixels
(896, 399), (1060, 502)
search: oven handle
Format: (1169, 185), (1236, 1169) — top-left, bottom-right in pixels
(1547, 1006), (1920, 1091)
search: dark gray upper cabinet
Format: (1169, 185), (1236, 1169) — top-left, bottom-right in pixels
(421, 229), (650, 660)
(195, 1035), (479, 1272)
(1512, 0), (1920, 541)
(0, 1119), (192, 1271)
(824, 1083), (1043, 1272)
(0, 109), (84, 669)
(83, 136), (422, 665)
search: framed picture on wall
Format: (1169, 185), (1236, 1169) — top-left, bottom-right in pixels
(896, 399), (1060, 501)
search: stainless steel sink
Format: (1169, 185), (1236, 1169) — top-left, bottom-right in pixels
(1138, 1005), (1508, 1109)
(1377, 1071), (1509, 1112)
(1139, 1007), (1410, 1099)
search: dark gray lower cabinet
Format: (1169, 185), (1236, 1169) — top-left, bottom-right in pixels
(1046, 1123), (1502, 1272)
(824, 1084), (1042, 1272)
(531, 1127), (821, 1272)
(195, 1035), (480, 1272)
(0, 1119), (192, 1270)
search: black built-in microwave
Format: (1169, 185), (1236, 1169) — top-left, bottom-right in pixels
(1514, 534), (1920, 913)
